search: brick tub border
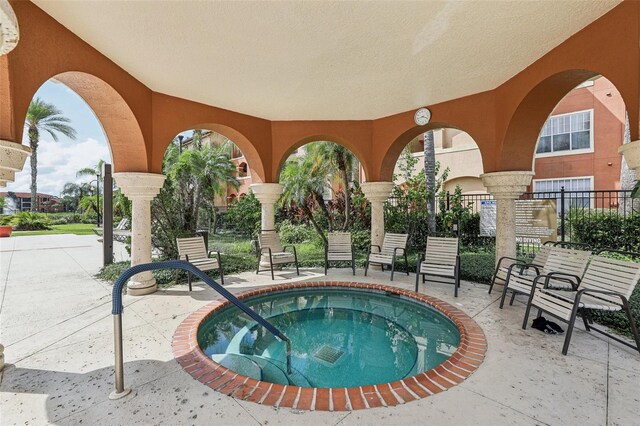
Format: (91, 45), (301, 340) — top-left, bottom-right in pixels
(172, 281), (487, 411)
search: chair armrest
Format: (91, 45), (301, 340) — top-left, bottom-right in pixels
(393, 247), (406, 256)
(496, 256), (524, 269)
(543, 271), (582, 290)
(506, 262), (540, 276)
(576, 288), (629, 304)
(283, 245), (297, 256)
(208, 250), (221, 258)
(259, 247), (273, 256)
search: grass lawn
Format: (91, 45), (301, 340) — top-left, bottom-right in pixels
(11, 223), (97, 236)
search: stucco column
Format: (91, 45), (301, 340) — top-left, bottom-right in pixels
(250, 183), (283, 233)
(619, 140), (640, 177)
(480, 171), (534, 265)
(361, 182), (394, 248)
(113, 172), (166, 296)
(0, 140), (31, 187)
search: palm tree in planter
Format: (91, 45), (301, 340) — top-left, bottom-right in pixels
(25, 98), (77, 211)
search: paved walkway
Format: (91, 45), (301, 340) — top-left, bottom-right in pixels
(0, 235), (638, 425)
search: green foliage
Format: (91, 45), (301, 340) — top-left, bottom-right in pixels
(570, 210), (640, 252)
(590, 285), (640, 338)
(152, 139), (239, 258)
(223, 192), (262, 237)
(0, 196), (4, 210)
(9, 212), (51, 230)
(459, 251), (496, 284)
(277, 219), (318, 244)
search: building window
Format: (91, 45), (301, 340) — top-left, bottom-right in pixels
(533, 176), (593, 211)
(238, 162), (248, 178)
(536, 109), (593, 155)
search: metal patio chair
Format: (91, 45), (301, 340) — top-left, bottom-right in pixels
(488, 242), (554, 295)
(499, 246), (591, 309)
(325, 232), (356, 275)
(257, 232), (300, 280)
(415, 236), (461, 297)
(522, 254), (640, 355)
(365, 233), (409, 281)
(176, 235), (224, 290)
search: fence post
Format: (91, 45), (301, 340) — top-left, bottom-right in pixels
(560, 186), (566, 242)
(446, 191), (451, 211)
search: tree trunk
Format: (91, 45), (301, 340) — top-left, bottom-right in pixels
(338, 154), (351, 231)
(302, 203), (327, 246)
(29, 127), (39, 212)
(424, 130), (436, 234)
(313, 191), (333, 231)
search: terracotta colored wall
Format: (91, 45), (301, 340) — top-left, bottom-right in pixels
(533, 78), (625, 191)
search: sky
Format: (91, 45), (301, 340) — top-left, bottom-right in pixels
(6, 80), (111, 196)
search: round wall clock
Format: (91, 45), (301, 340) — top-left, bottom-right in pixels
(414, 107), (431, 126)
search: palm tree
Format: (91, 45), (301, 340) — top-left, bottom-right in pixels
(308, 142), (355, 230)
(76, 159), (105, 180)
(423, 130), (436, 234)
(280, 156), (328, 245)
(25, 98), (77, 211)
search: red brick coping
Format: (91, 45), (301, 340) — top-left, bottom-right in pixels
(172, 282), (486, 411)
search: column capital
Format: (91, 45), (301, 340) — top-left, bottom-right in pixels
(0, 0), (20, 55)
(0, 140), (31, 187)
(250, 183), (283, 204)
(113, 172), (166, 200)
(480, 171), (533, 199)
(361, 181), (394, 203)
(619, 140), (640, 173)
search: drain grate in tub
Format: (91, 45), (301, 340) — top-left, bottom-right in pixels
(314, 345), (344, 364)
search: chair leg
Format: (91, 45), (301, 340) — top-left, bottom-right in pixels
(295, 261), (300, 276)
(499, 284), (510, 309)
(415, 272), (420, 293)
(187, 272), (192, 292)
(219, 266), (225, 286)
(562, 303), (582, 355)
(509, 292), (516, 306)
(454, 274), (459, 298)
(582, 310), (591, 332)
(364, 260), (369, 276)
(622, 301), (640, 355)
(269, 256), (275, 280)
(404, 254), (409, 276)
(390, 259), (396, 281)
(324, 260), (328, 275)
(351, 259), (355, 276)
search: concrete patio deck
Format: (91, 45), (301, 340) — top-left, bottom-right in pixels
(0, 235), (638, 425)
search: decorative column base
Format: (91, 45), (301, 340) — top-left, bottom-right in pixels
(0, 139), (31, 187)
(480, 171), (534, 265)
(113, 172), (166, 296)
(361, 182), (394, 249)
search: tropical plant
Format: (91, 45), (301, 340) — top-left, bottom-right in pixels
(223, 192), (261, 237)
(280, 155), (329, 245)
(25, 98), (77, 211)
(152, 138), (239, 258)
(10, 211), (51, 230)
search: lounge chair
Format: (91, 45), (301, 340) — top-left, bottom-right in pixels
(415, 236), (461, 297)
(93, 217), (131, 242)
(257, 232), (299, 280)
(365, 233), (409, 281)
(522, 254), (640, 355)
(176, 236), (224, 290)
(499, 247), (591, 309)
(325, 232), (355, 275)
(488, 243), (553, 295)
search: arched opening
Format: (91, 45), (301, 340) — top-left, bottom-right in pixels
(277, 139), (368, 247)
(3, 77), (121, 228)
(152, 128), (253, 258)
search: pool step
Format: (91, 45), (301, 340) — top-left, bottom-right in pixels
(210, 353), (262, 380)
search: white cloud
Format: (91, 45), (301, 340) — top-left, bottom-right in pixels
(5, 138), (111, 196)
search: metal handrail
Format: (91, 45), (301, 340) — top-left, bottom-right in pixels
(109, 260), (292, 400)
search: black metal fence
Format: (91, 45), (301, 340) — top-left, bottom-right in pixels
(387, 188), (640, 255)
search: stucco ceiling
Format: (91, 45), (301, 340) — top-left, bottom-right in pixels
(33, 1), (620, 121)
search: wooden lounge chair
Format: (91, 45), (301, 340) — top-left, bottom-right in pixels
(522, 255), (640, 355)
(415, 236), (461, 297)
(176, 236), (224, 290)
(488, 242), (553, 295)
(499, 247), (591, 309)
(257, 232), (299, 280)
(325, 232), (355, 275)
(365, 233), (409, 281)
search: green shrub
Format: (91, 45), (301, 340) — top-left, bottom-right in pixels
(460, 251), (495, 284)
(570, 210), (640, 252)
(10, 212), (51, 230)
(223, 192), (262, 237)
(277, 220), (317, 244)
(590, 285), (640, 338)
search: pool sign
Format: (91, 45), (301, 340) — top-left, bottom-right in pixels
(480, 199), (557, 244)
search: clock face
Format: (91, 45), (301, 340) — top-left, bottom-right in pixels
(414, 107), (431, 126)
